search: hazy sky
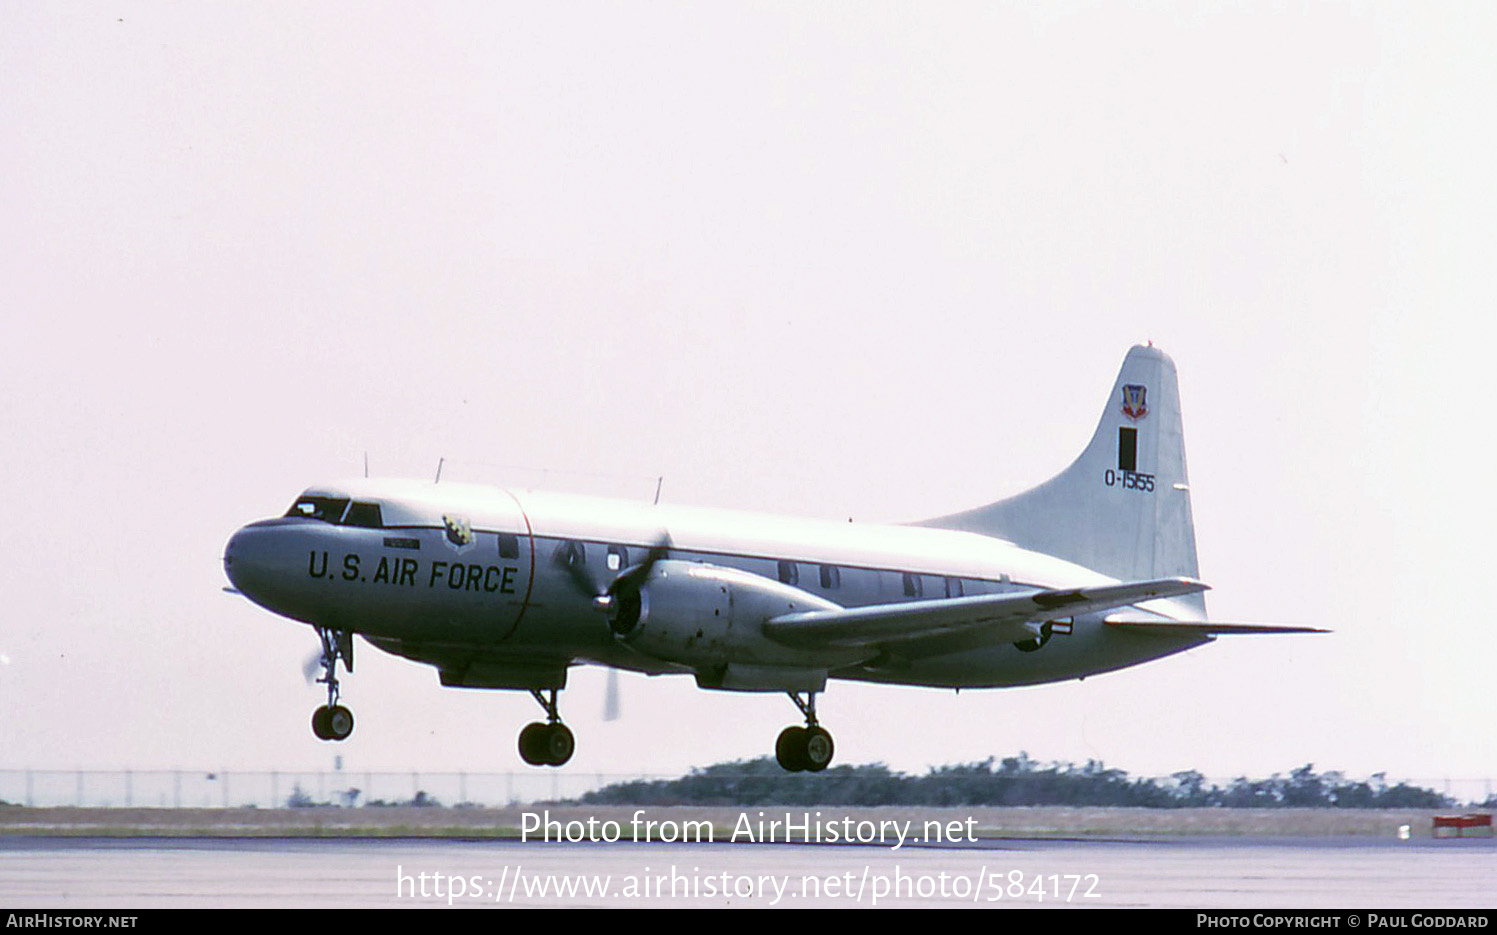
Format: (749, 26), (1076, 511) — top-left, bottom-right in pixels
(3, 2), (1494, 790)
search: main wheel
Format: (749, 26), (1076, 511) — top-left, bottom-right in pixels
(542, 724), (575, 766)
(802, 726), (834, 772)
(311, 706), (332, 740)
(326, 705), (355, 741)
(518, 722), (551, 766)
(776, 726), (808, 772)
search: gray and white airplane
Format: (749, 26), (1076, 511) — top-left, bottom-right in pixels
(224, 344), (1318, 771)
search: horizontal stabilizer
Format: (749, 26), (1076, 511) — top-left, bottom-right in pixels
(765, 578), (1209, 650)
(1105, 618), (1328, 636)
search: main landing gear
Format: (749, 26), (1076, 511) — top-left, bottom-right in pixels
(775, 691), (834, 772)
(518, 688), (575, 767)
(310, 626), (354, 742)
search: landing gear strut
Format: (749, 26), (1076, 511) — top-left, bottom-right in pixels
(310, 626), (354, 742)
(518, 688), (574, 767)
(775, 691), (834, 772)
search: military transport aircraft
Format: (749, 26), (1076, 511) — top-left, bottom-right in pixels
(223, 345), (1319, 771)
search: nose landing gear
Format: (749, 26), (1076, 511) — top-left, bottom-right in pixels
(312, 703), (354, 741)
(310, 627), (354, 742)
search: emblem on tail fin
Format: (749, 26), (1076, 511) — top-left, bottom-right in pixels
(1121, 384), (1149, 421)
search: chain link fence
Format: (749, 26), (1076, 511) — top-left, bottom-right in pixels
(0, 768), (671, 808)
(2, 768), (1494, 810)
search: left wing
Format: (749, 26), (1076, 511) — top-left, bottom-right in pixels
(763, 577), (1209, 650)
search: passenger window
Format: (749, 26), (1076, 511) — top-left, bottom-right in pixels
(819, 564), (840, 589)
(498, 534), (520, 559)
(945, 577), (964, 598)
(555, 541), (585, 568)
(778, 560), (799, 586)
(607, 546), (627, 571)
(903, 573), (923, 598)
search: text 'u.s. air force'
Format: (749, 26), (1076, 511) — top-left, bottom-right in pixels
(306, 551), (518, 594)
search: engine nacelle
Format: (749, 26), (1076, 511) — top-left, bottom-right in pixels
(612, 560), (865, 670)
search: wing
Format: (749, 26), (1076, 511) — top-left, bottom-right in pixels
(763, 577), (1210, 651)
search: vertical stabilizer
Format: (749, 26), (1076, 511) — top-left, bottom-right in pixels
(920, 345), (1203, 612)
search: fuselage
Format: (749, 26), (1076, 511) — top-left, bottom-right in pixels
(224, 477), (1204, 691)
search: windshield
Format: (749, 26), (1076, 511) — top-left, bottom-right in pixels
(285, 496), (349, 523)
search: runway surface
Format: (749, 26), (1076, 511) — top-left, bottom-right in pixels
(3, 836), (1493, 908)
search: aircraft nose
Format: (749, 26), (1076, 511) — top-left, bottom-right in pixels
(223, 518), (296, 600)
(223, 524), (256, 594)
(223, 517), (329, 623)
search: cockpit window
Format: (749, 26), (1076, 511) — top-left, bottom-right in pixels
(343, 502), (383, 528)
(285, 497), (350, 523)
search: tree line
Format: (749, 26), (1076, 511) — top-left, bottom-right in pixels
(579, 754), (1470, 808)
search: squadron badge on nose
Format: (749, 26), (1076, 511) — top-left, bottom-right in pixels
(443, 514), (474, 548)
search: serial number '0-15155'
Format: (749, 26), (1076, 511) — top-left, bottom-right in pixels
(1103, 469), (1155, 492)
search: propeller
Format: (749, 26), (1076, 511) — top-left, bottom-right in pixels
(554, 533), (671, 722)
(554, 532), (672, 620)
(603, 668), (621, 722)
(302, 650), (324, 685)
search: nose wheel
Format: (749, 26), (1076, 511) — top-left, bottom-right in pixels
(309, 627), (355, 742)
(312, 703), (355, 740)
(518, 688), (575, 767)
(775, 691), (834, 772)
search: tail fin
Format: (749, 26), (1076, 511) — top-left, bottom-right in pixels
(919, 344), (1204, 613)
